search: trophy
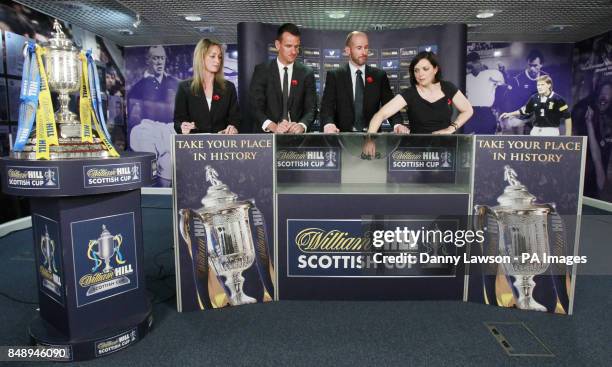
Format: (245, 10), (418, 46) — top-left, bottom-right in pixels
(87, 225), (124, 273)
(40, 225), (56, 273)
(179, 165), (257, 306)
(440, 151), (452, 168)
(43, 168), (56, 186)
(324, 150), (337, 168)
(475, 165), (554, 312)
(11, 20), (117, 159)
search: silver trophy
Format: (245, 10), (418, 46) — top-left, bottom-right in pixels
(440, 151), (452, 168)
(87, 225), (123, 273)
(179, 165), (257, 306)
(40, 225), (56, 273)
(475, 165), (553, 312)
(324, 150), (337, 168)
(12, 20), (111, 159)
(43, 168), (56, 186)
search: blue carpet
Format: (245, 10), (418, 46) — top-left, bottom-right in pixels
(0, 204), (611, 366)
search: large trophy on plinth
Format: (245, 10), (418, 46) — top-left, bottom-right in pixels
(475, 165), (556, 312)
(11, 19), (118, 160)
(179, 165), (259, 306)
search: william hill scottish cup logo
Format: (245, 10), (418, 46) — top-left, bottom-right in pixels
(390, 148), (453, 170)
(7, 166), (59, 188)
(81, 224), (133, 296)
(84, 162), (141, 187)
(277, 148), (339, 170)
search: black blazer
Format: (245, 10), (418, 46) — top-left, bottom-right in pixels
(319, 64), (400, 132)
(173, 79), (240, 134)
(249, 60), (317, 131)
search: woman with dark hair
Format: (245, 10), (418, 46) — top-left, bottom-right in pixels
(174, 38), (240, 134)
(366, 51), (473, 135)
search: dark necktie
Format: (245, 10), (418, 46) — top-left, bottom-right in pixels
(282, 66), (289, 121)
(354, 69), (364, 131)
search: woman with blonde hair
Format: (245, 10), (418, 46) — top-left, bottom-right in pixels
(174, 38), (240, 134)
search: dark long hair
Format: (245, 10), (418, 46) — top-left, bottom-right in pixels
(409, 51), (442, 86)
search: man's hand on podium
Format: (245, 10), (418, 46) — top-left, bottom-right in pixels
(324, 123), (340, 133)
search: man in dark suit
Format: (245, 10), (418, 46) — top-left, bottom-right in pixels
(249, 23), (317, 133)
(320, 31), (404, 133)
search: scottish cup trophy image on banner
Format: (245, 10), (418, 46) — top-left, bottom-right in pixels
(12, 19), (118, 160)
(475, 165), (561, 312)
(470, 135), (586, 314)
(173, 135), (274, 311)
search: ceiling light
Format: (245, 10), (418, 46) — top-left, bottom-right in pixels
(493, 50), (502, 57)
(195, 26), (215, 33)
(476, 11), (495, 19)
(546, 24), (570, 32)
(326, 10), (349, 19)
(118, 29), (134, 36)
(184, 15), (202, 22)
(132, 13), (141, 28)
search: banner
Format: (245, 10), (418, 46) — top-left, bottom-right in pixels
(125, 44), (238, 187)
(277, 194), (470, 300)
(465, 42), (573, 135)
(172, 134), (274, 311)
(468, 135), (586, 314)
(572, 30), (612, 202)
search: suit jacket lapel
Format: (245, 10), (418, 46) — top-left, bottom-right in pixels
(364, 65), (373, 110)
(287, 63), (301, 112)
(344, 63), (354, 112)
(209, 82), (219, 126)
(270, 60), (283, 111)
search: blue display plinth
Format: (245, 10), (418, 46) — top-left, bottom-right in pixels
(0, 152), (156, 362)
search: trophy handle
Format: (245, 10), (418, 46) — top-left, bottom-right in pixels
(178, 209), (194, 258)
(40, 237), (46, 265)
(113, 234), (125, 265)
(87, 239), (102, 272)
(50, 239), (58, 273)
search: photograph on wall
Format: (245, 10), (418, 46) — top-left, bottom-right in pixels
(125, 44), (238, 187)
(465, 42), (573, 135)
(468, 135), (586, 314)
(172, 134), (274, 312)
(572, 30), (612, 202)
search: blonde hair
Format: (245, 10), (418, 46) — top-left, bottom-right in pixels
(191, 38), (225, 95)
(537, 75), (553, 89)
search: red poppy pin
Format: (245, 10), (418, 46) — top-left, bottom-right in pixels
(212, 94), (221, 101)
(291, 79), (298, 86)
(366, 76), (374, 84)
(447, 98), (452, 105)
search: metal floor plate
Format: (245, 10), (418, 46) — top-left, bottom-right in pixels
(485, 321), (555, 357)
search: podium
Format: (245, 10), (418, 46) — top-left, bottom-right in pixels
(0, 152), (155, 361)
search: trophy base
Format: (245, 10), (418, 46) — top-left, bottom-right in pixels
(10, 137), (112, 160)
(58, 122), (82, 139)
(28, 308), (153, 362)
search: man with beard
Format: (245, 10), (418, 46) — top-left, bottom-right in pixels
(319, 31), (402, 133)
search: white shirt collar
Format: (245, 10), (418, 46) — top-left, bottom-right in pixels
(277, 58), (294, 72)
(143, 70), (166, 81)
(348, 61), (365, 76)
